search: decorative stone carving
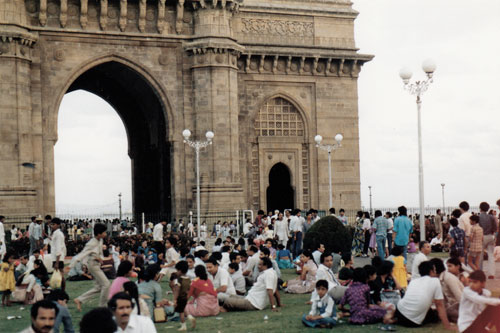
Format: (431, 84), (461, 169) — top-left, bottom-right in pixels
(108, 8), (118, 19)
(158, 54), (169, 66)
(241, 18), (314, 37)
(138, 0), (146, 32)
(39, 0), (47, 26)
(68, 5), (78, 17)
(0, 42), (9, 54)
(157, 0), (166, 33)
(47, 2), (58, 16)
(146, 10), (155, 21)
(119, 0), (127, 31)
(26, 1), (37, 14)
(176, 0), (185, 34)
(100, 0), (108, 30)
(80, 0), (88, 28)
(53, 49), (64, 61)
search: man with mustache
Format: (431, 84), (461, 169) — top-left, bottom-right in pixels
(108, 292), (156, 333)
(21, 300), (59, 333)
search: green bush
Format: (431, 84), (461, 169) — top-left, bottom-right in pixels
(303, 215), (352, 254)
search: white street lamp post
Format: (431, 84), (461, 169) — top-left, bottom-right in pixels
(441, 183), (445, 213)
(399, 59), (436, 242)
(315, 133), (343, 210)
(182, 129), (214, 242)
(368, 186), (373, 216)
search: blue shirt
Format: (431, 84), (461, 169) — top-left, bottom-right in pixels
(393, 216), (413, 246)
(373, 216), (389, 237)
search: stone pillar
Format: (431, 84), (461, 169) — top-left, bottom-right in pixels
(185, 0), (245, 211)
(0, 0), (40, 216)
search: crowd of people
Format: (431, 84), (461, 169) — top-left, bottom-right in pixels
(0, 200), (499, 333)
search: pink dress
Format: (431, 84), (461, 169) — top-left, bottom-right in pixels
(185, 278), (220, 317)
(286, 260), (317, 294)
(108, 277), (129, 299)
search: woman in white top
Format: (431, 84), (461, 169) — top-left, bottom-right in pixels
(274, 213), (289, 247)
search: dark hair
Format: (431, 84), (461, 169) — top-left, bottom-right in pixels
(180, 247), (190, 258)
(31, 300), (59, 319)
(374, 210), (382, 217)
(194, 265), (208, 280)
(459, 201), (470, 211)
(430, 258), (445, 275)
(260, 256), (272, 269)
(116, 261), (133, 277)
(371, 256), (383, 268)
(214, 238), (222, 246)
(397, 206), (407, 216)
(469, 270), (486, 283)
(391, 246), (403, 257)
(166, 237), (176, 247)
(48, 289), (69, 302)
(206, 257), (219, 266)
(449, 218), (458, 227)
(221, 246), (230, 253)
(2, 251), (14, 262)
(320, 252), (332, 264)
(122, 281), (140, 315)
(470, 215), (480, 224)
(479, 202), (490, 212)
(451, 209), (461, 219)
(385, 211), (392, 218)
(248, 245), (258, 253)
(94, 223), (107, 236)
(363, 212), (370, 219)
(261, 247), (270, 257)
(229, 252), (239, 262)
(45, 215), (52, 220)
(339, 267), (353, 280)
(446, 257), (462, 271)
(175, 260), (188, 274)
(363, 264), (376, 277)
(195, 250), (208, 259)
(108, 292), (133, 311)
(418, 241), (429, 250)
(329, 207), (336, 214)
(211, 252), (222, 261)
(80, 308), (117, 333)
(143, 264), (161, 282)
(418, 261), (433, 277)
(228, 262), (239, 272)
(352, 267), (367, 283)
(103, 249), (110, 257)
(315, 279), (329, 289)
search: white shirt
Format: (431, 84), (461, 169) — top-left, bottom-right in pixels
(295, 216), (305, 232)
(288, 216), (298, 233)
(362, 218), (371, 231)
(220, 252), (230, 267)
(71, 238), (103, 267)
(309, 292), (335, 318)
(231, 270), (246, 294)
(209, 267), (236, 296)
(458, 212), (472, 237)
(387, 218), (394, 233)
(244, 252), (260, 279)
(273, 219), (289, 241)
(397, 276), (443, 325)
(315, 264), (339, 290)
(116, 313), (157, 333)
(312, 250), (322, 266)
(245, 268), (277, 310)
(165, 247), (180, 265)
(50, 228), (67, 262)
(458, 287), (500, 332)
(411, 252), (428, 279)
(243, 222), (253, 235)
(153, 223), (164, 241)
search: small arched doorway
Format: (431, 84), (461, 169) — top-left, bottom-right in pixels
(266, 163), (294, 213)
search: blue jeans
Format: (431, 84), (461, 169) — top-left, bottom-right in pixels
(302, 314), (337, 328)
(376, 235), (386, 260)
(293, 232), (303, 258)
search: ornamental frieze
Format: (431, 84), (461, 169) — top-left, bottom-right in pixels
(240, 18), (314, 37)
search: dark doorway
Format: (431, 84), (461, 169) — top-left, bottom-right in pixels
(266, 163), (294, 212)
(66, 61), (171, 220)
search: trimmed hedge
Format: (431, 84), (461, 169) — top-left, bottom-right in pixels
(303, 215), (352, 254)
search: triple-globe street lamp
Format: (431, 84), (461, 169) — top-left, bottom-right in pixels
(399, 59), (437, 241)
(314, 133), (343, 210)
(182, 129), (214, 241)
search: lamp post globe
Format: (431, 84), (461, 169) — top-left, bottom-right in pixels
(205, 131), (215, 141)
(335, 133), (343, 144)
(314, 135), (323, 145)
(422, 59), (437, 77)
(182, 129), (191, 140)
(399, 67), (413, 84)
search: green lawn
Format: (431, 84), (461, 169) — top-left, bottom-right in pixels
(0, 269), (452, 333)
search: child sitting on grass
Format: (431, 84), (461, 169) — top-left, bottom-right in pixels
(302, 280), (337, 328)
(458, 270), (500, 332)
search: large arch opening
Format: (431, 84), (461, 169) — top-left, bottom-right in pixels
(58, 61), (171, 219)
(266, 162), (294, 212)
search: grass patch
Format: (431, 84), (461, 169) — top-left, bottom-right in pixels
(0, 269), (451, 332)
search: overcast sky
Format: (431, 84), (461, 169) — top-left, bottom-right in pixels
(55, 0), (500, 213)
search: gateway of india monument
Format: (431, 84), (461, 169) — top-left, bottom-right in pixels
(0, 0), (372, 219)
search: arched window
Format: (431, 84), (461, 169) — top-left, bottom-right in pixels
(255, 97), (304, 137)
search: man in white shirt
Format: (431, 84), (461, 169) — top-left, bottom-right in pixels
(108, 292), (157, 333)
(153, 221), (166, 242)
(457, 270), (500, 333)
(222, 257), (280, 312)
(457, 201), (472, 237)
(49, 218), (67, 270)
(291, 209), (304, 258)
(385, 212), (394, 254)
(28, 216), (37, 256)
(312, 253), (346, 302)
(228, 262), (246, 295)
(273, 213), (289, 247)
(312, 244), (324, 266)
(411, 241), (431, 280)
(206, 258), (236, 302)
(243, 245), (260, 283)
(158, 237), (180, 281)
(395, 261), (453, 329)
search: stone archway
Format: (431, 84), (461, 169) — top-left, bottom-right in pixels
(63, 61), (171, 219)
(266, 162), (294, 212)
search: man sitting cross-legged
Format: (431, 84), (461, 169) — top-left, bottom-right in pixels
(221, 257), (281, 312)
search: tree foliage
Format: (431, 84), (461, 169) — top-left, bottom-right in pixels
(303, 215), (352, 254)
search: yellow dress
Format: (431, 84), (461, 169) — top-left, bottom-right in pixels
(0, 262), (15, 292)
(392, 256), (407, 288)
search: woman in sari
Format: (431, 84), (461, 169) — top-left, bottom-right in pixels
(185, 265), (219, 319)
(286, 250), (317, 294)
(351, 211), (365, 257)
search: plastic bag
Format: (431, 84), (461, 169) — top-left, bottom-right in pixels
(49, 269), (62, 289)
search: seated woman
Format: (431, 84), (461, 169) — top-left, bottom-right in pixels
(340, 267), (387, 325)
(31, 259), (50, 289)
(185, 265), (220, 320)
(11, 269), (44, 305)
(101, 249), (116, 279)
(286, 250), (317, 294)
(108, 261), (133, 299)
(276, 245), (294, 269)
(446, 257), (469, 286)
(137, 264), (168, 319)
(371, 260), (402, 318)
(123, 281), (150, 318)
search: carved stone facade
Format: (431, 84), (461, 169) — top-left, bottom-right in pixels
(0, 0), (372, 218)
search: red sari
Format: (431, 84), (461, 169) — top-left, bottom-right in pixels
(185, 278), (219, 317)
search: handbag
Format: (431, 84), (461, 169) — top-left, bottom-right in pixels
(153, 307), (166, 323)
(49, 269), (63, 289)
